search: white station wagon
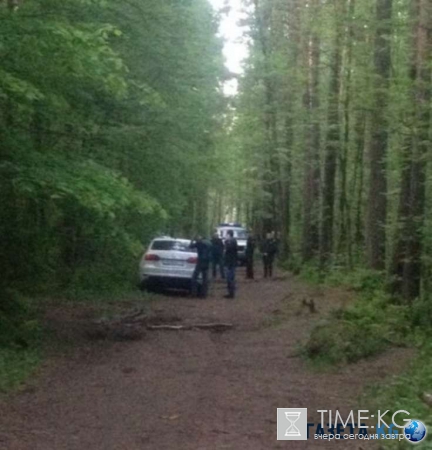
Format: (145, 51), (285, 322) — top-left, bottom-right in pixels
(139, 237), (198, 291)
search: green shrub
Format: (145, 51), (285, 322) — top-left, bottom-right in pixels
(0, 347), (40, 392)
(299, 261), (323, 285)
(0, 289), (42, 392)
(305, 294), (410, 364)
(324, 267), (386, 293)
(367, 344), (432, 449)
(411, 296), (432, 329)
(0, 289), (42, 349)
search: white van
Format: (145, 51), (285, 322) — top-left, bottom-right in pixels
(216, 223), (248, 264)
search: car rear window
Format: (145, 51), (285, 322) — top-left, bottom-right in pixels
(151, 240), (194, 252)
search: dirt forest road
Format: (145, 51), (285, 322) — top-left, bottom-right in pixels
(0, 268), (410, 450)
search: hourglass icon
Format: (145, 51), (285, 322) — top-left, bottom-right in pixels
(284, 411), (301, 437)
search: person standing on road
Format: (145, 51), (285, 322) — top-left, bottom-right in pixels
(224, 230), (238, 299)
(189, 235), (211, 298)
(245, 234), (256, 280)
(210, 232), (225, 280)
(261, 232), (278, 278)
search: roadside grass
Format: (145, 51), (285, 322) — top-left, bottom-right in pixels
(305, 292), (411, 365)
(299, 265), (413, 365)
(0, 347), (41, 392)
(296, 263), (432, 447)
(364, 341), (432, 449)
(0, 286), (153, 392)
(0, 289), (43, 392)
(69, 288), (155, 323)
(44, 287), (152, 312)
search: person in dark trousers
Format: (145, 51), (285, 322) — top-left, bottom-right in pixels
(189, 235), (211, 298)
(245, 234), (256, 279)
(224, 230), (238, 298)
(210, 232), (225, 279)
(261, 232), (278, 278)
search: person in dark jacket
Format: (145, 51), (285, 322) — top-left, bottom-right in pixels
(245, 234), (256, 279)
(224, 230), (238, 298)
(261, 232), (278, 278)
(189, 235), (211, 298)
(210, 232), (225, 279)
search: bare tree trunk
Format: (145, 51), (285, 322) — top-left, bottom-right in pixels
(302, 1), (321, 262)
(352, 113), (366, 249)
(320, 0), (344, 266)
(278, 0), (301, 259)
(254, 0), (278, 235)
(366, 0), (392, 270)
(389, 137), (413, 294)
(400, 0), (431, 300)
(338, 0), (355, 266)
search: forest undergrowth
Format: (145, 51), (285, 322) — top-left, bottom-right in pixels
(299, 263), (432, 448)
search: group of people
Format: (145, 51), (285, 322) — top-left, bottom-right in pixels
(189, 231), (279, 299)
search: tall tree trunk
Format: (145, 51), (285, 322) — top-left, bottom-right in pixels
(302, 1), (321, 262)
(338, 0), (355, 266)
(389, 137), (413, 294)
(278, 0), (302, 259)
(254, 0), (278, 235)
(352, 113), (367, 249)
(320, 0), (343, 266)
(366, 0), (393, 270)
(402, 0), (432, 301)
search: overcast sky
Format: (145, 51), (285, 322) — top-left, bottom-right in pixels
(208, 0), (249, 95)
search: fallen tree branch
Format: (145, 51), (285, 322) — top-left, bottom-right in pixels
(147, 324), (191, 331)
(92, 309), (148, 326)
(193, 323), (234, 330)
(146, 323), (234, 331)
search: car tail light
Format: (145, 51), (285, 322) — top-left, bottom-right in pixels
(187, 256), (198, 264)
(144, 254), (160, 261)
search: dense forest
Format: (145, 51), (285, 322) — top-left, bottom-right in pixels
(2, 0), (431, 301)
(2, 1), (432, 443)
(0, 0), (235, 295)
(234, 0), (432, 303)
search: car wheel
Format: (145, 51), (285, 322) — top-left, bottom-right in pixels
(140, 278), (159, 293)
(147, 282), (159, 293)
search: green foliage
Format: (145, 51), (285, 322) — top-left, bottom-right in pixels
(305, 293), (410, 365)
(0, 0), (227, 393)
(0, 348), (40, 392)
(367, 344), (432, 449)
(235, 0), (432, 306)
(302, 263), (432, 366)
(324, 268), (386, 293)
(298, 262), (323, 285)
(0, 288), (42, 391)
(0, 289), (42, 349)
(0, 0), (225, 296)
(0, 151), (165, 293)
(411, 296), (432, 330)
(1, 152), (164, 219)
(297, 263), (386, 294)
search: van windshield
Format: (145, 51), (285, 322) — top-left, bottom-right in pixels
(219, 229), (248, 239)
